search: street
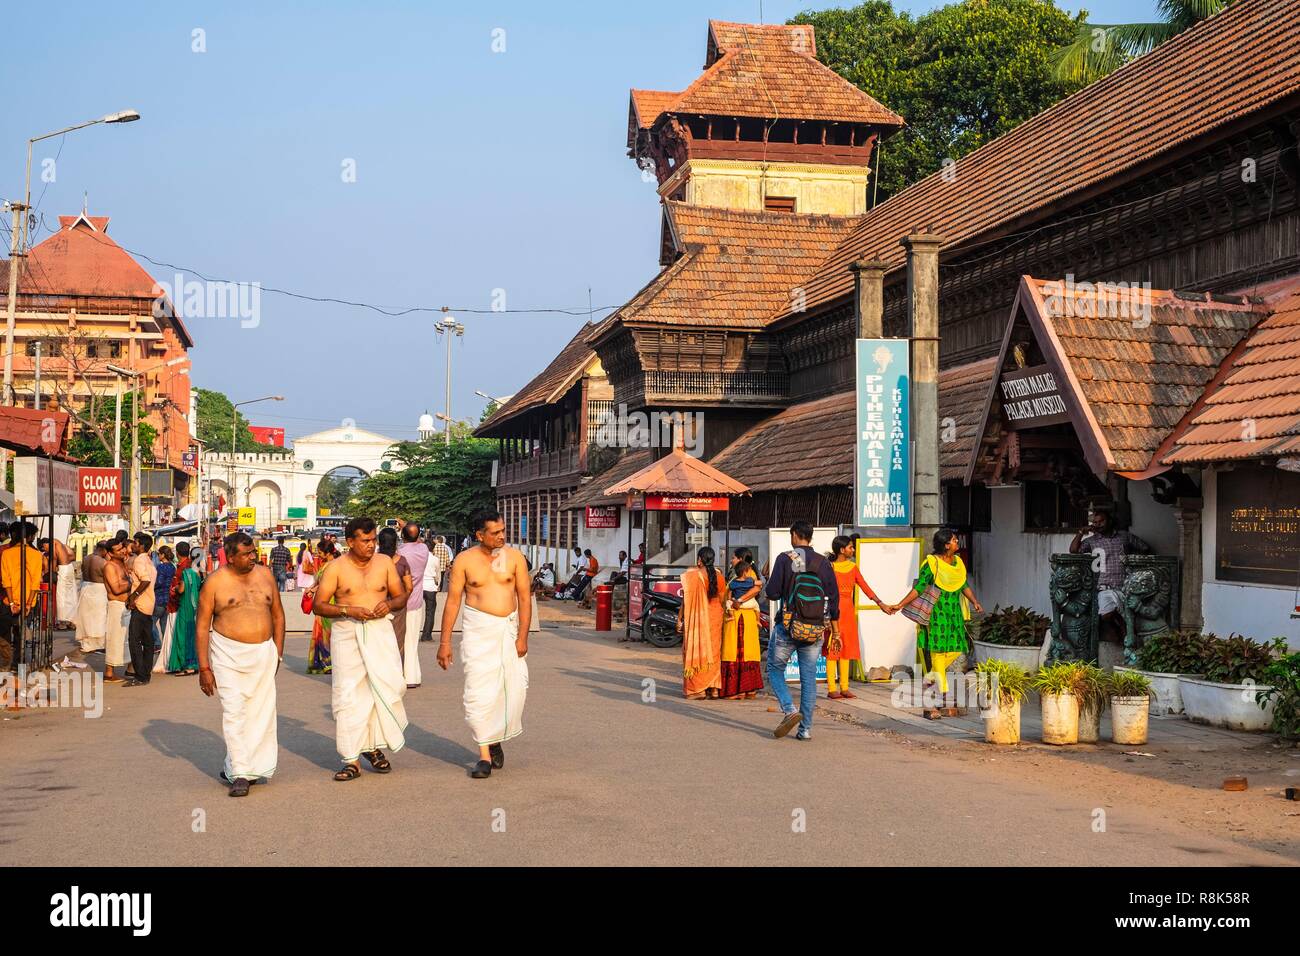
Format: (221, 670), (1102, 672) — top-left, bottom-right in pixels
(2, 612), (1295, 867)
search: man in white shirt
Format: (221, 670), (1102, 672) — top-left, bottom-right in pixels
(420, 535), (441, 642)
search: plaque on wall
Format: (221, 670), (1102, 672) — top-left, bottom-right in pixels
(998, 364), (1071, 430)
(1216, 468), (1300, 586)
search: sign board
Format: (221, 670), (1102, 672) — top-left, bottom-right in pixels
(286, 507), (308, 519)
(586, 506), (619, 529)
(237, 507), (257, 530)
(1215, 468), (1300, 586)
(998, 364), (1070, 430)
(767, 527), (837, 683)
(520, 514), (528, 541)
(14, 458), (80, 515)
(628, 575), (644, 625)
(77, 467), (122, 514)
(226, 517), (239, 534)
(181, 451), (198, 471)
(248, 426), (285, 447)
(643, 494), (730, 512)
(542, 513), (550, 541)
(855, 339), (910, 527)
(855, 537), (923, 672)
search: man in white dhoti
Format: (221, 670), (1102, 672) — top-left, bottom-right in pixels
(315, 516), (410, 782)
(38, 537), (78, 628)
(438, 510), (531, 779)
(396, 522), (429, 688)
(195, 532), (284, 798)
(74, 541), (110, 654)
(102, 540), (131, 683)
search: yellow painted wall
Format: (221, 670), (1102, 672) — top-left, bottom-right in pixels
(662, 159), (870, 216)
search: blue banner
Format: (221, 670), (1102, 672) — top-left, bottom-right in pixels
(855, 339), (911, 527)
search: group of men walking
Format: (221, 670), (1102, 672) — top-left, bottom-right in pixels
(196, 511), (530, 796)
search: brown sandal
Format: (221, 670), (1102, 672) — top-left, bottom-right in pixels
(362, 749), (392, 773)
(333, 763), (361, 781)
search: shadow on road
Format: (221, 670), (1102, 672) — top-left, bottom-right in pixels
(277, 716), (344, 770)
(141, 719), (224, 779)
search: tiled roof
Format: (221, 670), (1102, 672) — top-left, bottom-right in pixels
(563, 450), (654, 510)
(474, 324), (595, 435)
(939, 357), (999, 481)
(609, 202), (857, 331)
(1163, 278), (1300, 465)
(628, 21), (902, 134)
(1026, 278), (1262, 474)
(605, 447), (749, 497)
(782, 0), (1300, 318)
(0, 407), (71, 456)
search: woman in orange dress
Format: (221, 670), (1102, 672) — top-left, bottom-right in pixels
(677, 546), (724, 700)
(825, 535), (888, 699)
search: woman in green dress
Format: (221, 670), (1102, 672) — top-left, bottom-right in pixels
(888, 528), (983, 718)
(167, 553), (202, 675)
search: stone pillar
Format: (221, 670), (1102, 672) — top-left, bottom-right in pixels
(902, 234), (943, 548)
(1175, 497), (1204, 632)
(849, 260), (889, 338)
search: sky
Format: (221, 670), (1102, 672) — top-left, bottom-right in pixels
(3, 0), (1160, 442)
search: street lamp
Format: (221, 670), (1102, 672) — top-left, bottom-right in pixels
(435, 310), (465, 446)
(4, 109), (142, 406)
(107, 355), (188, 533)
(229, 396), (284, 512)
(475, 389), (511, 406)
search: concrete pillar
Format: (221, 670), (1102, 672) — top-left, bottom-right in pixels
(669, 510), (686, 562)
(849, 260), (889, 338)
(902, 233), (943, 548)
(1175, 497), (1204, 631)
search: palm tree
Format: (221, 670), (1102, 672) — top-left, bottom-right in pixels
(1051, 0), (1234, 84)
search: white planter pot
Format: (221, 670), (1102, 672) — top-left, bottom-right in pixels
(1177, 676), (1277, 732)
(1078, 702), (1102, 743)
(1040, 692), (1080, 745)
(1111, 696), (1149, 744)
(1115, 666), (1199, 716)
(972, 639), (1042, 673)
(983, 696), (1021, 744)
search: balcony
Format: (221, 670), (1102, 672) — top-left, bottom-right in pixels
(498, 445), (581, 488)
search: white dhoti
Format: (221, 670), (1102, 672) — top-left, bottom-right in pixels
(404, 603), (424, 686)
(1098, 588), (1122, 616)
(330, 616), (408, 763)
(57, 564), (78, 623)
(153, 612), (175, 674)
(461, 605), (528, 746)
(74, 582), (108, 652)
(105, 600), (128, 667)
(209, 630), (279, 781)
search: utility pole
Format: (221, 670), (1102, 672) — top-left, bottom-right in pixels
(32, 340), (41, 410)
(131, 379), (140, 534)
(3, 201), (28, 408)
(113, 383), (123, 469)
(436, 310), (465, 446)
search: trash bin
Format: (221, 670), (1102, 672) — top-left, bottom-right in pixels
(595, 584), (613, 631)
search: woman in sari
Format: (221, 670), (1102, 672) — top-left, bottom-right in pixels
(306, 542), (336, 674)
(887, 528), (983, 718)
(295, 542), (315, 590)
(825, 535), (890, 699)
(676, 546), (724, 700)
(720, 548), (764, 699)
(167, 545), (201, 675)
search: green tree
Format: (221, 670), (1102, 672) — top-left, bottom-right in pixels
(65, 392), (158, 468)
(793, 0), (1085, 201)
(194, 387), (290, 455)
(352, 437), (497, 532)
(315, 468), (367, 516)
(1050, 0), (1233, 84)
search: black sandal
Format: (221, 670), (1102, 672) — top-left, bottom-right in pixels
(362, 749), (392, 773)
(228, 777), (251, 797)
(333, 763), (361, 782)
(489, 743), (504, 769)
(471, 760), (492, 779)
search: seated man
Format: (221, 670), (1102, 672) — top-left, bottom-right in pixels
(1069, 504), (1150, 644)
(572, 549), (599, 601)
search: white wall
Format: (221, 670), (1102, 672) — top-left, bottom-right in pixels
(972, 486), (1071, 615)
(1200, 469), (1300, 650)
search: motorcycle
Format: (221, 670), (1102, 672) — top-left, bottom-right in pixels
(640, 589), (682, 647)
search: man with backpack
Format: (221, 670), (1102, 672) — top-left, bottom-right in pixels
(764, 521), (839, 740)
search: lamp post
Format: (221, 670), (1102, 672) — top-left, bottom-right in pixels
(436, 310), (465, 446)
(108, 355), (188, 533)
(230, 395), (284, 514)
(4, 109), (141, 406)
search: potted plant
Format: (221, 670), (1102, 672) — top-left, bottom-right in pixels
(1117, 630), (1208, 716)
(972, 605), (1048, 673)
(976, 658), (1031, 745)
(1071, 662), (1108, 743)
(1177, 634), (1283, 732)
(1031, 662), (1080, 745)
(1108, 670), (1152, 745)
(1257, 653), (1300, 742)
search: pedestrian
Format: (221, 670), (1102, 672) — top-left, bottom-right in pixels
(38, 537), (77, 629)
(825, 535), (891, 700)
(102, 539), (131, 682)
(315, 518), (409, 782)
(377, 527), (414, 676)
(431, 535), (453, 593)
(396, 522), (430, 687)
(306, 542), (336, 674)
(195, 532), (285, 797)
(765, 520), (840, 740)
(293, 542), (313, 591)
(151, 545), (176, 669)
(168, 542), (201, 675)
(721, 547), (764, 700)
(75, 541), (110, 655)
(677, 546), (724, 700)
(0, 522), (42, 670)
(886, 528), (983, 719)
(268, 537), (291, 592)
(1068, 503), (1150, 644)
(437, 510), (530, 780)
(419, 531), (441, 643)
(123, 532), (158, 687)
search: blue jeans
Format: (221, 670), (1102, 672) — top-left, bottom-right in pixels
(766, 624), (819, 736)
(152, 606), (169, 650)
(273, 569), (287, 592)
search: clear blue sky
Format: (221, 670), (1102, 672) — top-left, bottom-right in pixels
(3, 0), (1159, 441)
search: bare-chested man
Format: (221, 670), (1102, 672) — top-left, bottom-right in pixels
(102, 539), (131, 683)
(438, 510), (531, 779)
(37, 537), (76, 628)
(315, 516), (409, 781)
(195, 532), (285, 797)
(75, 541), (110, 654)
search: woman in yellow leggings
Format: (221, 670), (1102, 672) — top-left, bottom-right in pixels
(825, 535), (889, 699)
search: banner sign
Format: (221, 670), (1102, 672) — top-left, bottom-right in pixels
(237, 507), (257, 529)
(855, 339), (910, 527)
(998, 364), (1070, 430)
(248, 426), (285, 447)
(286, 507), (307, 519)
(585, 506), (619, 528)
(181, 451), (198, 471)
(14, 458), (81, 515)
(643, 494), (730, 512)
(77, 467), (122, 514)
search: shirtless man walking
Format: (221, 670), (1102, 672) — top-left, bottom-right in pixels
(315, 516), (409, 782)
(438, 510), (531, 779)
(195, 532), (285, 797)
(102, 539), (131, 683)
(75, 541), (110, 654)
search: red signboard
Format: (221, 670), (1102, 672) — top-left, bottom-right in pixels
(249, 426), (285, 447)
(77, 468), (122, 514)
(643, 494), (730, 512)
(585, 506), (619, 529)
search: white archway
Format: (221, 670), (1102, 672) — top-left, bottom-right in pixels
(248, 479), (283, 527)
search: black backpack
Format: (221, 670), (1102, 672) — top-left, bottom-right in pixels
(781, 549), (829, 644)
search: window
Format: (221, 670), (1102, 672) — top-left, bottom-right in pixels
(764, 195), (796, 213)
(944, 480), (991, 532)
(91, 341), (121, 359)
(1023, 480), (1088, 532)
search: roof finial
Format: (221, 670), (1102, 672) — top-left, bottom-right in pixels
(82, 191), (88, 217)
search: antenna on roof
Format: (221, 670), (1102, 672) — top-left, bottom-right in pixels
(82, 191), (88, 216)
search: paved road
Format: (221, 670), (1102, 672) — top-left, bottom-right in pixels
(1, 621), (1291, 866)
